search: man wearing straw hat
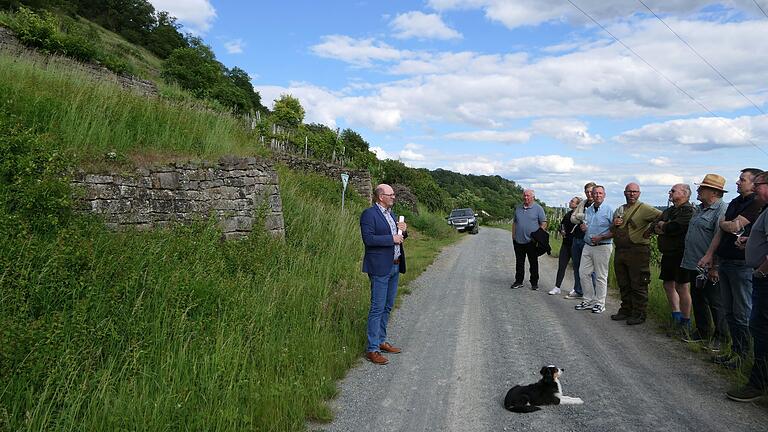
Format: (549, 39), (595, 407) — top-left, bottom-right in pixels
(681, 174), (728, 344)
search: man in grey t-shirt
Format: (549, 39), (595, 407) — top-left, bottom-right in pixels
(511, 189), (547, 290)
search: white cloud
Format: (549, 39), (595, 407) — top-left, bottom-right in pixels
(634, 173), (686, 186)
(310, 35), (413, 67)
(616, 115), (767, 150)
(399, 143), (426, 161)
(224, 39), (245, 54)
(649, 156), (672, 166)
(532, 118), (603, 148)
(149, 0), (216, 34)
(308, 18), (768, 130)
(390, 11), (462, 40)
(370, 146), (391, 160)
(444, 129), (531, 143)
(504, 155), (576, 173)
(426, 0), (765, 29)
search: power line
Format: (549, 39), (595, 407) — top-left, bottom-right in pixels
(637, 0), (765, 116)
(754, 0), (768, 19)
(564, 0), (768, 157)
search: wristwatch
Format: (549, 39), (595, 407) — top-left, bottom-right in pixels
(754, 269), (768, 279)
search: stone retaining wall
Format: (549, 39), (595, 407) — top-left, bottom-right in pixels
(72, 156), (284, 240)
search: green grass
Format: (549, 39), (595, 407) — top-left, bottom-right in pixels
(0, 158), (462, 431)
(0, 52), (261, 162)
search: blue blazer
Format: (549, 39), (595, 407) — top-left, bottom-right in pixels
(360, 205), (407, 276)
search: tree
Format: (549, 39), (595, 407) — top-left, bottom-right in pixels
(271, 94), (305, 128)
(226, 67), (268, 113)
(162, 43), (222, 96)
(144, 11), (187, 59)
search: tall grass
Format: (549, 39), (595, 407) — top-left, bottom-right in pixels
(0, 52), (261, 160)
(0, 161), (460, 430)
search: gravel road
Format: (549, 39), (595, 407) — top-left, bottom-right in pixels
(313, 227), (768, 431)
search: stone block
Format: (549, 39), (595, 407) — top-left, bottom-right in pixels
(150, 199), (173, 213)
(152, 172), (180, 189)
(84, 174), (114, 184)
(264, 213), (285, 231)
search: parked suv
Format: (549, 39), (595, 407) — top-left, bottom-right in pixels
(447, 208), (479, 234)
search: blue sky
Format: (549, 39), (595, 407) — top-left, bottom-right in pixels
(149, 0), (768, 207)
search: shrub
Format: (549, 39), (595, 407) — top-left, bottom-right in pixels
(0, 114), (73, 234)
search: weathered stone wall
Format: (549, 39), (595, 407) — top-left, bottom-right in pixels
(0, 26), (158, 97)
(72, 156), (284, 240)
(273, 153), (373, 203)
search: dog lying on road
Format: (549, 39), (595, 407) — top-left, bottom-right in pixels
(504, 365), (583, 413)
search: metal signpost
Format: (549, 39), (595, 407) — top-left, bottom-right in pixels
(340, 173), (349, 211)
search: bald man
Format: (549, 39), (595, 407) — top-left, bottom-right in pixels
(360, 184), (408, 365)
(609, 183), (661, 325)
(511, 189), (547, 290)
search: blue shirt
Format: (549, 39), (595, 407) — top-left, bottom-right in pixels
(585, 203), (614, 244)
(681, 199), (726, 270)
(376, 203), (401, 261)
(513, 203), (546, 243)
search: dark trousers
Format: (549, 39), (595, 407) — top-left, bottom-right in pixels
(571, 237), (586, 295)
(513, 240), (539, 285)
(614, 245), (651, 317)
(555, 241), (573, 288)
(690, 271), (728, 342)
(749, 277), (768, 390)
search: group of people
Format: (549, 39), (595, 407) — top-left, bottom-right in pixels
(359, 176), (767, 404)
(511, 172), (768, 403)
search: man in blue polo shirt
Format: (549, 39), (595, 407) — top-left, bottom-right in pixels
(575, 185), (613, 314)
(511, 189), (547, 290)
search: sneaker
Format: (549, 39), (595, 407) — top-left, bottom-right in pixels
(712, 353), (734, 365)
(564, 290), (583, 299)
(721, 356), (743, 370)
(681, 330), (704, 343)
(591, 304), (605, 314)
(530, 283), (539, 290)
(548, 287), (561, 295)
(575, 300), (592, 310)
(707, 339), (722, 353)
(510, 282), (523, 289)
(727, 385), (764, 402)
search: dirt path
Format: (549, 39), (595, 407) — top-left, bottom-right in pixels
(313, 227), (768, 431)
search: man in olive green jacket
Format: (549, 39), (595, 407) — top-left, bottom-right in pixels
(610, 183), (662, 325)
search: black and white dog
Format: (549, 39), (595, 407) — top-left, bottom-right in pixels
(504, 365), (583, 413)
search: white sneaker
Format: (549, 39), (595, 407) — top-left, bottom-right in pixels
(548, 287), (561, 295)
(575, 300), (592, 310)
(591, 304), (605, 314)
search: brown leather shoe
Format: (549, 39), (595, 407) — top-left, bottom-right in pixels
(366, 351), (389, 365)
(379, 342), (402, 354)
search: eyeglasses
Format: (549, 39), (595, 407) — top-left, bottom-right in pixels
(625, 190), (640, 194)
(381, 193), (396, 197)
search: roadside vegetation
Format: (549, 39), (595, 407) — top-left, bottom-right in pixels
(0, 117), (460, 429)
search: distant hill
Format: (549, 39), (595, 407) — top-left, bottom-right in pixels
(428, 168), (528, 219)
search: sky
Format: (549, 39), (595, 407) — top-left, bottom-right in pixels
(148, 0), (768, 207)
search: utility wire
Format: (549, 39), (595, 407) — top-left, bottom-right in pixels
(564, 0), (768, 157)
(754, 0), (768, 19)
(638, 0), (765, 116)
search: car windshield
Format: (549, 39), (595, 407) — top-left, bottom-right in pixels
(450, 209), (474, 217)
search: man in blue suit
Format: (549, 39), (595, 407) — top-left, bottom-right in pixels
(360, 183), (407, 365)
